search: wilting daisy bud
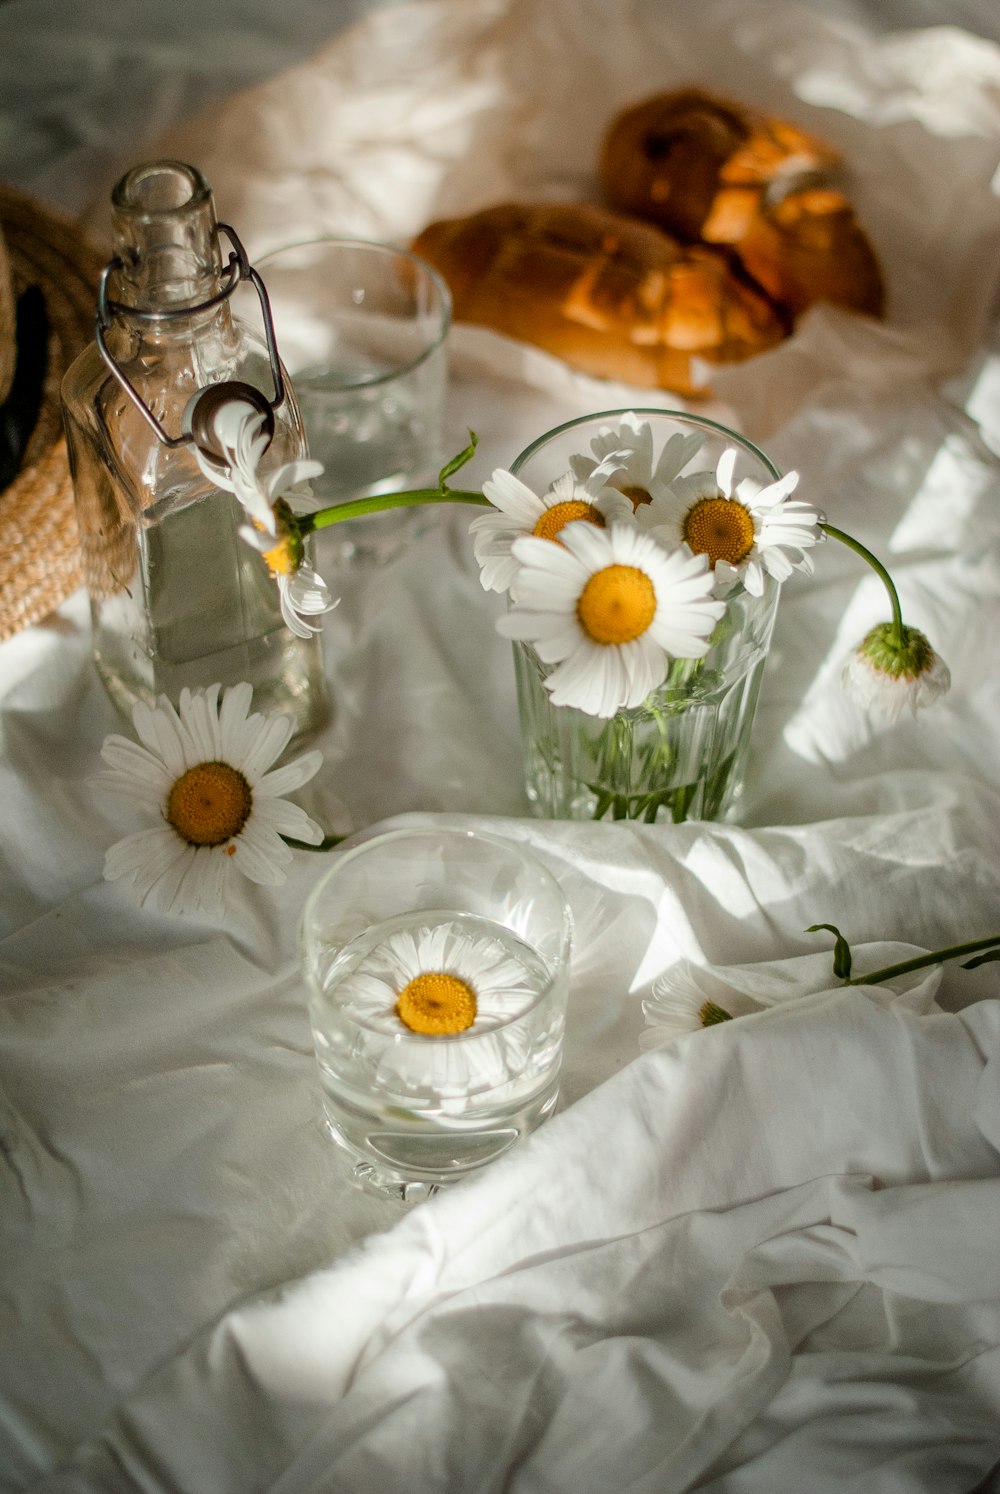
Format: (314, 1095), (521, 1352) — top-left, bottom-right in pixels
(841, 622), (951, 724)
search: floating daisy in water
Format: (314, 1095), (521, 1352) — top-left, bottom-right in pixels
(568, 410), (705, 517)
(641, 446), (819, 596)
(336, 919), (540, 1102)
(842, 621), (951, 723)
(497, 522), (724, 716)
(191, 400), (336, 638)
(92, 682), (324, 917)
(470, 468), (614, 594)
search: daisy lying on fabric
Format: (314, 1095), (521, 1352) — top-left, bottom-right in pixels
(641, 925), (1000, 1053)
(92, 682), (326, 917)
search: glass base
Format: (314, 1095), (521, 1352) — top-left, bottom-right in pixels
(321, 1084), (560, 1200)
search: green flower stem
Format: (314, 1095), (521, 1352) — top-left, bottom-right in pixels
(282, 833), (345, 851)
(820, 522), (904, 645)
(844, 936), (1000, 986)
(302, 488), (489, 533)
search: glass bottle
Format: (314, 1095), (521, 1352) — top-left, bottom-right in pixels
(61, 159), (329, 739)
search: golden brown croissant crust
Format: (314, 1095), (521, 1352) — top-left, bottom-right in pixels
(412, 201), (787, 398)
(599, 87), (883, 321)
(599, 87), (842, 244)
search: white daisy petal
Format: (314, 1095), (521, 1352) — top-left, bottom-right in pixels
(265, 460), (325, 499)
(716, 447), (737, 498)
(179, 683), (221, 763)
(738, 470), (799, 510)
(481, 469), (546, 523)
(653, 430), (704, 487)
(546, 640), (626, 716)
(104, 826), (181, 884)
(476, 549), (522, 594)
(217, 683), (257, 764)
(132, 698), (187, 779)
(253, 796), (325, 842)
(239, 713), (294, 784)
(593, 490), (636, 526)
(178, 850), (228, 920)
(560, 518), (620, 570)
(509, 534), (587, 580)
(143, 848), (212, 917)
(256, 749), (323, 799)
(619, 635), (667, 707)
(96, 737), (173, 795)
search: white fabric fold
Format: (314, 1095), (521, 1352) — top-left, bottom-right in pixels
(37, 991), (1000, 1493)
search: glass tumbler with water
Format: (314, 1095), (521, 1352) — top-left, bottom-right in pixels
(301, 827), (572, 1200)
(252, 237), (451, 570)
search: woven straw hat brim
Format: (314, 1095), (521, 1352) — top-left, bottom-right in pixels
(0, 183), (106, 642)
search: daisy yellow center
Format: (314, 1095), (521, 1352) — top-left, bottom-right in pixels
(396, 972), (478, 1035)
(683, 497), (755, 567)
(620, 483), (652, 509)
(532, 500), (605, 543)
(165, 761), (252, 847)
(577, 564), (657, 646)
(262, 535), (295, 576)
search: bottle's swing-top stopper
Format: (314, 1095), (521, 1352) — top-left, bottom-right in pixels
(95, 220), (285, 469)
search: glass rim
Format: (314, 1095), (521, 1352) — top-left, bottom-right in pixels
(510, 406), (782, 483)
(255, 234), (453, 385)
(300, 825), (573, 1042)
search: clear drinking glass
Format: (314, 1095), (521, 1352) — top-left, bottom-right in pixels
(252, 237), (451, 570)
(510, 408), (784, 824)
(301, 826), (572, 1202)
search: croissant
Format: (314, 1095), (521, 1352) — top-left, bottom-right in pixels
(735, 186), (884, 319)
(599, 86), (842, 245)
(599, 87), (883, 322)
(411, 201), (787, 397)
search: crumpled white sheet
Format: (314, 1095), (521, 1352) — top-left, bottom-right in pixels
(4, 0), (1000, 1489)
(33, 965), (1000, 1493)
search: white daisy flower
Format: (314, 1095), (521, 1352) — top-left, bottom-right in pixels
(842, 621), (951, 724)
(469, 468), (616, 594)
(568, 410), (705, 518)
(335, 919), (540, 1106)
(497, 522), (725, 717)
(191, 398), (337, 638)
(238, 524), (336, 640)
(92, 682), (324, 918)
(640, 960), (759, 1052)
(640, 446), (819, 597)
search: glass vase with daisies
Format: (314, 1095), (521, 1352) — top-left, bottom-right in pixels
(494, 410), (802, 823)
